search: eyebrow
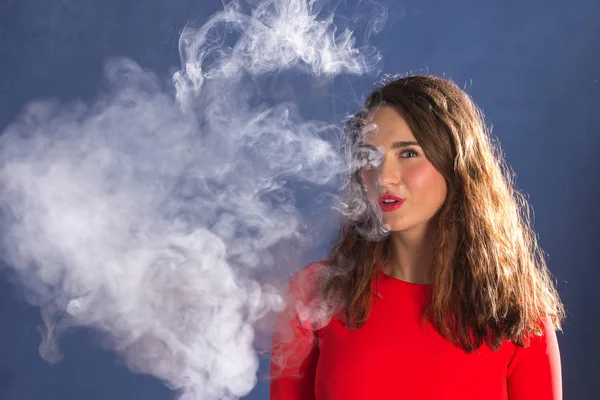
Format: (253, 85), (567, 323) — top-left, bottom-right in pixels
(361, 141), (420, 149)
(391, 141), (420, 149)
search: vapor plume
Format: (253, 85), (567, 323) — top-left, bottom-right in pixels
(0, 0), (386, 398)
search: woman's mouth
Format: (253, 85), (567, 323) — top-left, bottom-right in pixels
(378, 194), (405, 212)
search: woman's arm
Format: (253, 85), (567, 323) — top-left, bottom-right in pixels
(269, 264), (321, 400)
(507, 316), (562, 400)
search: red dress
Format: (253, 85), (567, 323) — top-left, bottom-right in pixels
(270, 262), (562, 399)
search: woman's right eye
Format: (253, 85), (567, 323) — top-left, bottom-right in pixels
(356, 148), (381, 168)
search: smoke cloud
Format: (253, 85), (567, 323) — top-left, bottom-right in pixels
(0, 0), (386, 398)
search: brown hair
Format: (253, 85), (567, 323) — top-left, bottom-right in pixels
(321, 74), (565, 352)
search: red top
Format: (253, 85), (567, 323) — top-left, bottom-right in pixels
(270, 262), (562, 400)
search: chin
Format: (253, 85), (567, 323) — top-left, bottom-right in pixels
(383, 222), (404, 232)
(383, 217), (417, 232)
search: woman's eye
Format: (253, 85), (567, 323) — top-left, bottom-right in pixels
(356, 147), (383, 168)
(400, 149), (419, 158)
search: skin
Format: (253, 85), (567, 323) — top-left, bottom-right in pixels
(360, 105), (448, 284)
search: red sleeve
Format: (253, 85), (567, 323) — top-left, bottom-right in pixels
(507, 316), (562, 400)
(269, 263), (321, 400)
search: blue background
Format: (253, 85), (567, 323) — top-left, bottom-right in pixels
(1, 0), (598, 398)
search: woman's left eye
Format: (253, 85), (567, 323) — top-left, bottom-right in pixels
(399, 149), (419, 158)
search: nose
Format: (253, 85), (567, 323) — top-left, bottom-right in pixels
(378, 154), (400, 188)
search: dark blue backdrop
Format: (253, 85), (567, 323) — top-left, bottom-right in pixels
(1, 0), (598, 398)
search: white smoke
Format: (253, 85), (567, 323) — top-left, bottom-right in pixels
(0, 0), (385, 399)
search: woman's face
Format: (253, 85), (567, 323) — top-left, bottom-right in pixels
(359, 105), (448, 233)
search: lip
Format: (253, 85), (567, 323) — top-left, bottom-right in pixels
(378, 194), (405, 212)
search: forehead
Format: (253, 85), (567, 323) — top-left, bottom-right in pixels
(363, 105), (417, 144)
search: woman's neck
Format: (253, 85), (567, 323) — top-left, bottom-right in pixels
(384, 224), (437, 285)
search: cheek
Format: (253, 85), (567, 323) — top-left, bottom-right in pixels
(360, 168), (379, 189)
(405, 163), (447, 200)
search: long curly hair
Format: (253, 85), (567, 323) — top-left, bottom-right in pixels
(321, 74), (565, 352)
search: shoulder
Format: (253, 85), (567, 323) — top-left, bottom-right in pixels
(522, 315), (559, 347)
(284, 260), (331, 304)
(506, 316), (562, 398)
(508, 315), (561, 370)
(278, 260), (336, 330)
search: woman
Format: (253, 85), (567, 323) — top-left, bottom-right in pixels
(269, 75), (565, 399)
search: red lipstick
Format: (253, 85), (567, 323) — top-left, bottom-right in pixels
(378, 194), (405, 212)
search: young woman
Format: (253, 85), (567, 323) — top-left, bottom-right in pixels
(269, 75), (565, 399)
